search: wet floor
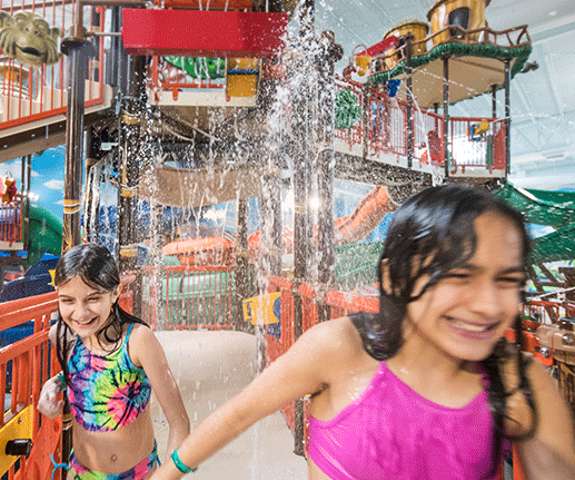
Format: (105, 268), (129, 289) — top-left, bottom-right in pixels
(152, 331), (308, 479)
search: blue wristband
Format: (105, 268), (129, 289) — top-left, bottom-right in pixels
(170, 449), (196, 474)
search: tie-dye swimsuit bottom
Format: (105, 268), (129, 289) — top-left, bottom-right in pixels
(68, 441), (159, 480)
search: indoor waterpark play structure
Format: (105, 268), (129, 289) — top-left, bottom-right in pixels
(0, 0), (574, 478)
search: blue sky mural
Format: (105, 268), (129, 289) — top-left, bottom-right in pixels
(0, 145), (66, 218)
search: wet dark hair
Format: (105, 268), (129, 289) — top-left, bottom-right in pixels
(352, 184), (537, 472)
(54, 243), (147, 384)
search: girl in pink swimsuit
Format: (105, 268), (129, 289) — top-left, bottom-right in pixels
(152, 185), (575, 480)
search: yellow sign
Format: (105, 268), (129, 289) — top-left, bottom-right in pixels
(242, 292), (281, 326)
(48, 269), (56, 287)
(0, 405), (33, 475)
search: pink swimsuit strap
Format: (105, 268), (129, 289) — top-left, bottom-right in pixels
(307, 361), (497, 480)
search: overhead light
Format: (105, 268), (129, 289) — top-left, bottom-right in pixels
(543, 151), (566, 160)
(548, 10), (557, 16)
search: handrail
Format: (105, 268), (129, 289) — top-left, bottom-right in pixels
(373, 24), (531, 67)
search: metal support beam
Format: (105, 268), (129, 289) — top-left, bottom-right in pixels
(293, 0), (315, 457)
(60, 0), (93, 467)
(504, 60), (511, 176)
(442, 56), (450, 178)
(406, 35), (414, 169)
(118, 55), (145, 316)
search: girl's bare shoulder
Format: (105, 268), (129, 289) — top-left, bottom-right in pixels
(299, 317), (369, 366)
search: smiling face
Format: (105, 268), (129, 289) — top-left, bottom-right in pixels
(57, 276), (119, 340)
(403, 212), (526, 362)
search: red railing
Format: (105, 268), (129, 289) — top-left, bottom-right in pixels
(449, 117), (507, 173)
(0, 2), (107, 131)
(0, 291), (62, 480)
(334, 79), (506, 173)
(524, 299), (575, 324)
(0, 200), (22, 244)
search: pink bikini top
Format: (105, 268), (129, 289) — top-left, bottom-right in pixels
(307, 361), (498, 480)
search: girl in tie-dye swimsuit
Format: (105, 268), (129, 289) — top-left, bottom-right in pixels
(38, 244), (190, 480)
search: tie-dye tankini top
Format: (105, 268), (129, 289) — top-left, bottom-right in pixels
(67, 322), (152, 432)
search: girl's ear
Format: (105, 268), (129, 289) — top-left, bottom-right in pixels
(112, 284), (123, 304)
(380, 258), (392, 295)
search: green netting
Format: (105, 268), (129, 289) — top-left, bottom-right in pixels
(334, 242), (383, 289)
(494, 184), (575, 228)
(495, 183), (575, 264)
(530, 223), (575, 265)
(164, 56), (226, 80)
(368, 42), (532, 86)
(335, 88), (362, 129)
(522, 188), (575, 208)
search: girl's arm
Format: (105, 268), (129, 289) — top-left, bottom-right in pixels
(150, 318), (352, 480)
(514, 361), (575, 479)
(131, 325), (190, 455)
(37, 324), (65, 417)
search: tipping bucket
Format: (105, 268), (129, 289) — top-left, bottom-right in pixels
(227, 57), (259, 97)
(383, 21), (429, 70)
(427, 0), (490, 46)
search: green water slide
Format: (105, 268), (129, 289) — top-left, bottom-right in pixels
(27, 205), (62, 265)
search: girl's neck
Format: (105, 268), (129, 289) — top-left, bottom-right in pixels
(389, 327), (477, 386)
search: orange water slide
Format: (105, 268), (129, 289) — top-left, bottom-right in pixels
(162, 186), (393, 262)
(334, 186), (392, 244)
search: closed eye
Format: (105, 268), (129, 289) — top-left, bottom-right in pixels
(497, 276), (525, 286)
(442, 272), (472, 280)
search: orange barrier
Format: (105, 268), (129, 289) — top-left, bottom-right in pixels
(0, 292), (62, 480)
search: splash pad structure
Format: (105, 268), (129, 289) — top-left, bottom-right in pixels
(1, 0), (573, 479)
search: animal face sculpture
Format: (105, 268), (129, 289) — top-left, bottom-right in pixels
(0, 11), (60, 66)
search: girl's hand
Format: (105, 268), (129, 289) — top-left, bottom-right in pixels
(37, 375), (64, 418)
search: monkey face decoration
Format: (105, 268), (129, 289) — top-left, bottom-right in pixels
(0, 11), (60, 66)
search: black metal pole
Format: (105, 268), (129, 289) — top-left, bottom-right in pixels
(60, 0), (93, 466)
(293, 0), (315, 457)
(20, 155), (29, 254)
(442, 56), (449, 178)
(491, 84), (497, 120)
(504, 61), (511, 176)
(316, 30), (341, 320)
(118, 53), (145, 317)
(236, 197), (249, 328)
(61, 46), (90, 251)
(406, 35), (414, 169)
